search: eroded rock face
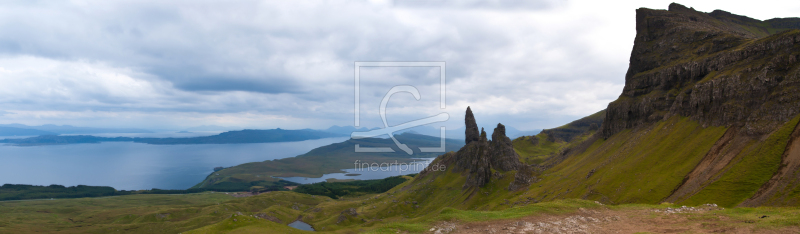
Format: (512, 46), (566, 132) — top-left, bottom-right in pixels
(601, 3), (800, 138)
(453, 107), (530, 189)
(508, 164), (534, 191)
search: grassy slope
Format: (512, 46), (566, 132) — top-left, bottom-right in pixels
(684, 115), (800, 207)
(513, 113), (800, 208)
(6, 172), (800, 234)
(513, 112), (731, 205)
(0, 192), (330, 234)
(512, 133), (566, 164)
(186, 215), (313, 234)
(523, 117), (727, 205)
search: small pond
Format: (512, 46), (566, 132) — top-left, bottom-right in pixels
(288, 220), (315, 231)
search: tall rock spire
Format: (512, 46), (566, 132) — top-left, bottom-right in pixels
(465, 106), (480, 144)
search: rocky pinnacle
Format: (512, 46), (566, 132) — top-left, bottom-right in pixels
(465, 106), (480, 144)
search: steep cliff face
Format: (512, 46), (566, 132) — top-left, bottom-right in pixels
(602, 3), (800, 138)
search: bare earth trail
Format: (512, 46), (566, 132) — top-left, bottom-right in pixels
(428, 205), (799, 234)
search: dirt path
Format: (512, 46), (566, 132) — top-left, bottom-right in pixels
(427, 205), (798, 234)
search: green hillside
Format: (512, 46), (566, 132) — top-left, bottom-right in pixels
(0, 192), (330, 234)
(528, 116), (728, 204)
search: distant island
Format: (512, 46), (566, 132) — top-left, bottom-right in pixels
(0, 129), (345, 146)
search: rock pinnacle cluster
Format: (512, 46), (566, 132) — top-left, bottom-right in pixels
(453, 107), (532, 190)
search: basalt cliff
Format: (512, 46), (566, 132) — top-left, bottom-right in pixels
(603, 3), (800, 138)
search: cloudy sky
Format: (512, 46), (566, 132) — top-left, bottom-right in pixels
(0, 0), (798, 131)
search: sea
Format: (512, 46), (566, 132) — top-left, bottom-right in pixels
(0, 135), (353, 190)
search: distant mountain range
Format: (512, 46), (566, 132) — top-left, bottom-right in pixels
(181, 125), (242, 132)
(0, 127), (57, 136)
(0, 124), (152, 136)
(0, 129), (345, 145)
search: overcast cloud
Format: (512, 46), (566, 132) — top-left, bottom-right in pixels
(0, 0), (798, 131)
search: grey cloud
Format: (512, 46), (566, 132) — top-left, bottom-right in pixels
(172, 77), (299, 94)
(0, 0), (631, 130)
(393, 0), (563, 10)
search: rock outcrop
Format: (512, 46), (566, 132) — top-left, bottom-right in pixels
(465, 106), (480, 144)
(452, 107), (532, 190)
(601, 3), (800, 139)
(490, 123), (522, 171)
(336, 208), (358, 224)
(508, 164), (534, 191)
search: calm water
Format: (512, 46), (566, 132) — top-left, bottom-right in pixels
(288, 220), (315, 231)
(0, 137), (348, 190)
(278, 158), (434, 184)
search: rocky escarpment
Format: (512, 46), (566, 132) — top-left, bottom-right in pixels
(450, 107), (532, 190)
(601, 3), (800, 138)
